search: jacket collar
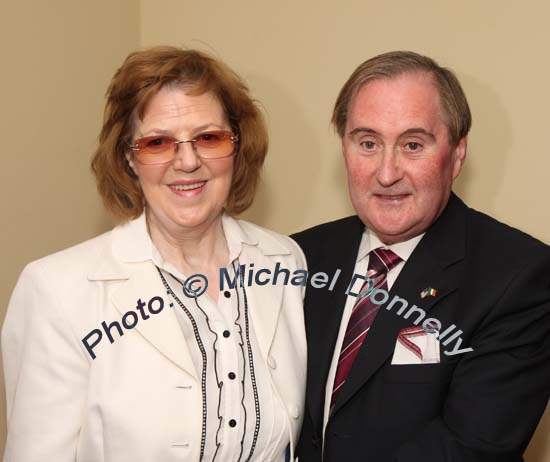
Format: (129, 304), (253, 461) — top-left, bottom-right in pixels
(86, 211), (291, 380)
(89, 212), (289, 280)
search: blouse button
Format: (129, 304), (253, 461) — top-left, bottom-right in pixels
(224, 291), (231, 298)
(229, 419), (237, 427)
(228, 372), (236, 380)
(223, 330), (231, 338)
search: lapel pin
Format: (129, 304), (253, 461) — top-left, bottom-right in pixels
(421, 287), (437, 299)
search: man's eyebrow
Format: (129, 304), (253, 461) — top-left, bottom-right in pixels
(347, 127), (436, 141)
(399, 128), (436, 141)
(348, 127), (380, 137)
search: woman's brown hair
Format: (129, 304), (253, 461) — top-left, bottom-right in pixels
(91, 46), (268, 221)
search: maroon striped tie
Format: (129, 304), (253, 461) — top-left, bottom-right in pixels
(330, 248), (402, 411)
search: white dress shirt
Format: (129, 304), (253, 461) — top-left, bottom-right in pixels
(151, 214), (289, 462)
(322, 228), (424, 436)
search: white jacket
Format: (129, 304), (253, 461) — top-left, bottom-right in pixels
(2, 214), (307, 462)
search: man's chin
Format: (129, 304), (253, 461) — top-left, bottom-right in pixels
(363, 218), (418, 244)
(367, 213), (410, 233)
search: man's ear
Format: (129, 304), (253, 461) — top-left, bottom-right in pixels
(452, 136), (467, 180)
(125, 151), (138, 176)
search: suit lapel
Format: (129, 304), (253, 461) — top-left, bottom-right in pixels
(110, 262), (199, 381)
(305, 216), (365, 430)
(238, 250), (284, 364)
(331, 194), (468, 415)
(88, 217), (198, 380)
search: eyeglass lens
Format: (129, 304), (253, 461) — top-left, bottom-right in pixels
(132, 130), (236, 164)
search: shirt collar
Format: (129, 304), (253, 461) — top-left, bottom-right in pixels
(221, 213), (258, 262)
(112, 212), (282, 265)
(357, 227), (425, 263)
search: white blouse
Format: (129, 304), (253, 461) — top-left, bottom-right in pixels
(151, 220), (289, 462)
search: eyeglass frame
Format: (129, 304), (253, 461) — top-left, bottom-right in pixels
(127, 131), (239, 162)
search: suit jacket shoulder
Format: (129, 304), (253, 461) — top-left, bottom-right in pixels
(39, 228), (112, 259)
(465, 205), (550, 262)
(291, 215), (364, 267)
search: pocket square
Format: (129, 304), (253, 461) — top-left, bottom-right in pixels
(391, 326), (440, 365)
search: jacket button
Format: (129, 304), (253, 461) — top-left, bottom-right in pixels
(267, 356), (277, 369)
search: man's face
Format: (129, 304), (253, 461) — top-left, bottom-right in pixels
(342, 72), (467, 244)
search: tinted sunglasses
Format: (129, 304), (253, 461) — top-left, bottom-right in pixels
(129, 130), (238, 165)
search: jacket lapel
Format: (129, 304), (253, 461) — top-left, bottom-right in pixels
(88, 215), (199, 381)
(239, 250), (285, 364)
(109, 262), (199, 381)
(305, 216), (365, 431)
(331, 194), (468, 415)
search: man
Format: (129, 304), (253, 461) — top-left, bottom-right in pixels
(292, 51), (550, 462)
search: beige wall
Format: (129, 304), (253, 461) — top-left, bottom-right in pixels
(0, 0), (140, 455)
(1, 0), (548, 459)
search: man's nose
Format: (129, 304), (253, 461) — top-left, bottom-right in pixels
(375, 151), (403, 186)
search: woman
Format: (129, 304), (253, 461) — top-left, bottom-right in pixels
(2, 46), (306, 462)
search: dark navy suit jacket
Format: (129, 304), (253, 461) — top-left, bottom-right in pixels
(291, 193), (550, 462)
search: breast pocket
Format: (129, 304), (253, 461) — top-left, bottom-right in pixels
(383, 362), (456, 383)
(378, 362), (457, 421)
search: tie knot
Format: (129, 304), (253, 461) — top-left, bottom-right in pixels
(368, 248), (402, 274)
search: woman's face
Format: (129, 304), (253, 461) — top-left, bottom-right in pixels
(126, 85), (234, 235)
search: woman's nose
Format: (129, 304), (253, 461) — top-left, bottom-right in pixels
(172, 141), (201, 172)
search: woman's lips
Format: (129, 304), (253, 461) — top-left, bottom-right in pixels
(169, 180), (207, 196)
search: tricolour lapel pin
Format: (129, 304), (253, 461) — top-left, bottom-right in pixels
(420, 287), (437, 299)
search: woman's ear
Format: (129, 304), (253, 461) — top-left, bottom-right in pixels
(125, 151), (138, 176)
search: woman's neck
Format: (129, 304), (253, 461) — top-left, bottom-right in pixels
(146, 210), (229, 277)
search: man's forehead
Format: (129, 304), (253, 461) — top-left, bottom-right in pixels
(352, 72), (440, 104)
(346, 73), (446, 131)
